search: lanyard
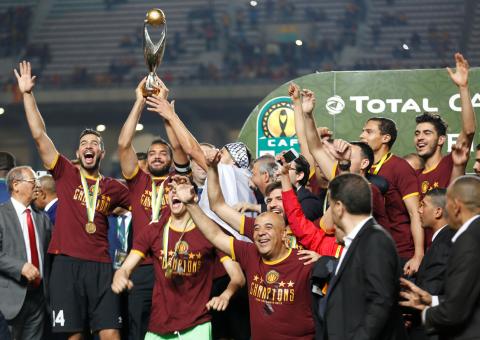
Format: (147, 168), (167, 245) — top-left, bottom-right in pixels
(372, 152), (391, 175)
(151, 178), (166, 222)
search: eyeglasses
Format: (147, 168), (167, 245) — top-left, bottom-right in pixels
(18, 178), (38, 185)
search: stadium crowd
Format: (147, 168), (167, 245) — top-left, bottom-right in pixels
(0, 52), (480, 340)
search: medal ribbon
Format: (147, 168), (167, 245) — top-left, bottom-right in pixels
(151, 179), (166, 222)
(80, 171), (100, 224)
(372, 152), (391, 175)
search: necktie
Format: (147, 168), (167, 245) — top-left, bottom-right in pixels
(25, 208), (41, 287)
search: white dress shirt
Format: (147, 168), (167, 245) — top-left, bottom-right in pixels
(10, 197), (43, 277)
(335, 216), (372, 275)
(44, 197), (58, 212)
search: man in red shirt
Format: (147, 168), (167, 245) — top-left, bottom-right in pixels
(360, 117), (423, 276)
(117, 78), (191, 339)
(111, 180), (244, 340)
(415, 53), (476, 197)
(15, 61), (129, 339)
(206, 150), (340, 258)
(172, 176), (316, 340)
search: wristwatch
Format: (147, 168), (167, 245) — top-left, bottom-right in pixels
(338, 160), (351, 172)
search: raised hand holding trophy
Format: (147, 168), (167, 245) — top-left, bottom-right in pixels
(142, 8), (167, 97)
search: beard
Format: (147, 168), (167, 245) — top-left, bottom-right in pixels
(148, 163), (170, 177)
(80, 156), (101, 171)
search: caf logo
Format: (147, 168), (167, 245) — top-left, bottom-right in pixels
(325, 95), (345, 115)
(260, 97), (296, 138)
(266, 270), (280, 284)
(176, 241), (189, 255)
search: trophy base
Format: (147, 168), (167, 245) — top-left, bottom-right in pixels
(141, 85), (161, 97)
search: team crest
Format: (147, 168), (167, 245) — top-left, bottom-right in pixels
(256, 96), (299, 157)
(421, 181), (430, 194)
(266, 270), (279, 284)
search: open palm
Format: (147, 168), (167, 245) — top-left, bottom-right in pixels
(14, 61), (36, 94)
(447, 53), (469, 87)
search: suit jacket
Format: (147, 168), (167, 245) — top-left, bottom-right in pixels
(297, 186), (324, 221)
(324, 218), (407, 340)
(0, 200), (51, 320)
(425, 216), (480, 340)
(416, 226), (455, 295)
(410, 226), (455, 340)
(45, 200), (58, 226)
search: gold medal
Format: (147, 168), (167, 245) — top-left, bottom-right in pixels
(85, 222), (96, 234)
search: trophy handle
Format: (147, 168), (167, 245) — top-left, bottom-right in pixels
(143, 23), (167, 74)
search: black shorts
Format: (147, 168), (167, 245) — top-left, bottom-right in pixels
(49, 255), (122, 333)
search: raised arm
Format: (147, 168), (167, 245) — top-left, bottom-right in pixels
(206, 150), (244, 231)
(289, 83), (316, 168)
(301, 90), (336, 179)
(172, 176), (232, 255)
(146, 97), (207, 170)
(14, 61), (58, 168)
(118, 78), (148, 178)
(447, 53), (476, 149)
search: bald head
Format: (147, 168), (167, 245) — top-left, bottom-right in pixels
(255, 211), (286, 229)
(448, 176), (480, 212)
(34, 174), (57, 210)
(446, 175), (480, 228)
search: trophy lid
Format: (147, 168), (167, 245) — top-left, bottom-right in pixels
(145, 8), (166, 26)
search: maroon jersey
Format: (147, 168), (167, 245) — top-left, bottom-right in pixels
(417, 154), (453, 246)
(332, 162), (390, 232)
(369, 154), (419, 259)
(47, 154), (129, 262)
(125, 167), (172, 264)
(132, 220), (227, 335)
(230, 239), (315, 340)
(417, 154), (453, 196)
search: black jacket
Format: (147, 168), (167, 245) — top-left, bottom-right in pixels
(323, 218), (407, 340)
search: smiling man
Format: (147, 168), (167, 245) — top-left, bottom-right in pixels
(111, 177), (245, 340)
(415, 53), (476, 197)
(172, 175), (315, 340)
(15, 61), (130, 340)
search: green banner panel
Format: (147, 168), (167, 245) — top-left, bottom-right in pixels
(238, 68), (480, 168)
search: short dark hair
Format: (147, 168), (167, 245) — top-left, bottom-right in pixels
(79, 128), (104, 150)
(415, 112), (448, 136)
(368, 117), (397, 149)
(149, 138), (173, 159)
(265, 181), (282, 197)
(136, 152), (147, 161)
(350, 141), (374, 173)
(293, 154), (310, 186)
(425, 188), (447, 211)
(0, 152), (16, 171)
(328, 173), (371, 215)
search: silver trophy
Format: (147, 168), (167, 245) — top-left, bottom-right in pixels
(142, 8), (166, 97)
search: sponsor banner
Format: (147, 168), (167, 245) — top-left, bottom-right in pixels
(238, 69), (480, 168)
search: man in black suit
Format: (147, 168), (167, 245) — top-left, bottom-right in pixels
(400, 175), (480, 339)
(0, 166), (51, 340)
(322, 173), (406, 340)
(409, 188), (455, 339)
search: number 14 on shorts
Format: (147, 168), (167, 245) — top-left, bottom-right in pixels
(52, 310), (65, 327)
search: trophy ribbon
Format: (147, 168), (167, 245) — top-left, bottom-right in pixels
(151, 179), (165, 222)
(80, 172), (100, 234)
